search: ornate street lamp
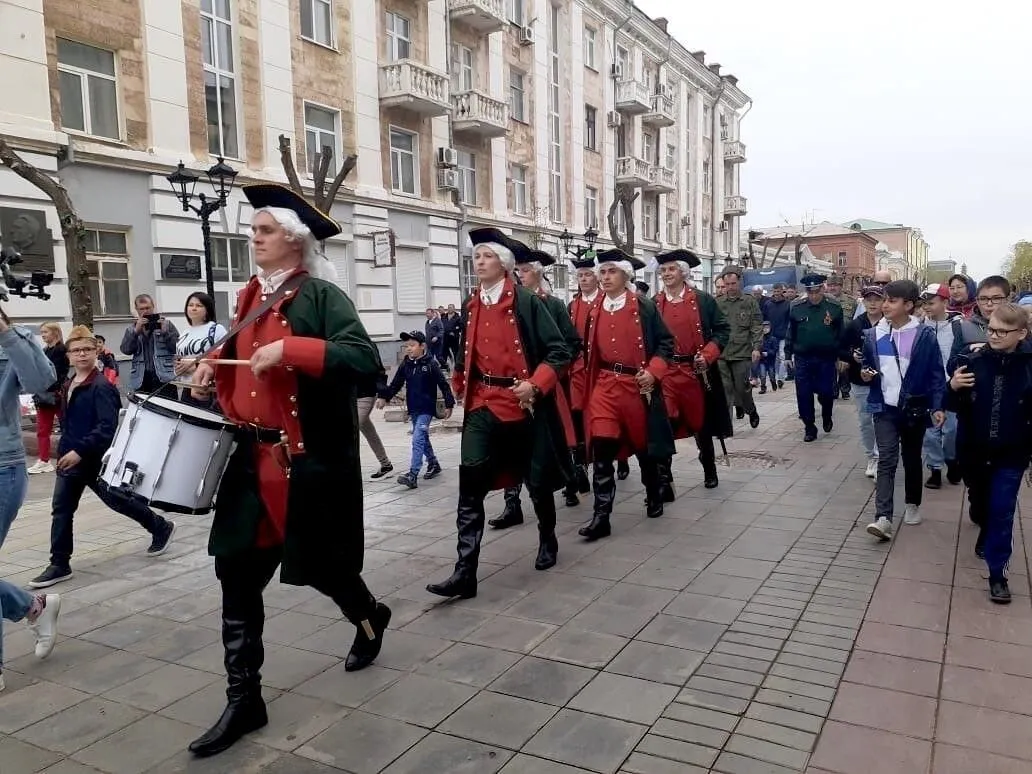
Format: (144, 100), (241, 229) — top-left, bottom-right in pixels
(167, 156), (238, 298)
(559, 227), (599, 260)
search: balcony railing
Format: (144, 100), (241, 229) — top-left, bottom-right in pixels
(614, 80), (651, 114)
(642, 93), (676, 127)
(378, 60), (450, 116)
(724, 195), (748, 215)
(615, 156), (651, 187)
(645, 165), (676, 192)
(449, 0), (506, 33)
(724, 140), (747, 163)
(451, 90), (508, 138)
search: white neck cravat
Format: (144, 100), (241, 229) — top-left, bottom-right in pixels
(257, 267), (295, 294)
(479, 278), (505, 306)
(603, 291), (628, 312)
(582, 289), (599, 304)
(664, 284), (687, 303)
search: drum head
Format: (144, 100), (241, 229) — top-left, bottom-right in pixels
(131, 393), (234, 428)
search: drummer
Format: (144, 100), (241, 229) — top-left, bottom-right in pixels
(187, 184), (390, 758)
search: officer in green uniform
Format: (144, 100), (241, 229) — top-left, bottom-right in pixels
(716, 267), (763, 428)
(785, 273), (845, 442)
(825, 273), (856, 400)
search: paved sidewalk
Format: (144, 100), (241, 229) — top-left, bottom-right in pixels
(1, 388), (1029, 773)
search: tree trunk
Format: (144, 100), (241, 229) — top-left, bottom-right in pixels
(606, 185), (639, 254)
(277, 134), (358, 214)
(0, 137), (93, 328)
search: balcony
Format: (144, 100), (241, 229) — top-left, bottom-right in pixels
(615, 156), (651, 188)
(614, 80), (651, 114)
(724, 139), (747, 163)
(645, 165), (676, 193)
(724, 194), (748, 216)
(451, 90), (508, 138)
(449, 0), (506, 33)
(378, 60), (450, 116)
(642, 93), (676, 128)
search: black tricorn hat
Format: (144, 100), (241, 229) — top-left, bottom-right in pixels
(468, 227), (518, 252)
(243, 183), (341, 240)
(520, 248), (556, 267)
(655, 249), (701, 269)
(569, 256), (596, 270)
(595, 248), (646, 271)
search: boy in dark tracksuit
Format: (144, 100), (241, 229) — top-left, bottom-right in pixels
(376, 330), (455, 489)
(753, 322), (779, 393)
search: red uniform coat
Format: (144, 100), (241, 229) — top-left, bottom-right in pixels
(567, 292), (599, 411)
(584, 291), (669, 459)
(654, 288), (720, 439)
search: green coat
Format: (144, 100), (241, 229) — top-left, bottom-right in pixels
(785, 296), (844, 359)
(541, 293), (584, 365)
(830, 293), (857, 320)
(716, 293), (763, 361)
(456, 285), (574, 492)
(209, 278), (382, 586)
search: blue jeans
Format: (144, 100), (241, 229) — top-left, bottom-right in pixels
(409, 414), (437, 476)
(776, 339), (787, 381)
(852, 385), (877, 460)
(922, 411), (957, 470)
(975, 465), (1024, 580)
(0, 463), (33, 668)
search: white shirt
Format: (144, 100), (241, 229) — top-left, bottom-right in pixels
(177, 321), (229, 358)
(602, 291), (628, 313)
(581, 289), (599, 304)
(664, 284), (687, 303)
(257, 267), (296, 293)
(479, 278), (505, 306)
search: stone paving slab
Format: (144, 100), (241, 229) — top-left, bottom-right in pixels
(2, 389), (1031, 772)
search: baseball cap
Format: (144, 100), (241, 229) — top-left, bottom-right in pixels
(399, 330), (426, 344)
(920, 283), (950, 301)
(861, 285), (886, 298)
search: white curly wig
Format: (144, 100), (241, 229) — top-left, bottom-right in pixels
(252, 206), (338, 282)
(473, 241), (516, 275)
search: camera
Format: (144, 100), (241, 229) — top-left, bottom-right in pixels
(144, 313), (162, 332)
(0, 246), (54, 302)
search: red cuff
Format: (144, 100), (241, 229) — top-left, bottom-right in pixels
(646, 356), (669, 381)
(701, 342), (721, 366)
(529, 363), (558, 395)
(281, 337), (325, 378)
(452, 371), (466, 399)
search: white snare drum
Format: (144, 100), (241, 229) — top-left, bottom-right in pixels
(98, 394), (237, 515)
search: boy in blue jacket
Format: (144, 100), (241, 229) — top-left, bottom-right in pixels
(753, 321), (779, 394)
(376, 330), (454, 489)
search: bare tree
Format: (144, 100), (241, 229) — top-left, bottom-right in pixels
(277, 134), (357, 212)
(0, 136), (93, 328)
(607, 185), (640, 253)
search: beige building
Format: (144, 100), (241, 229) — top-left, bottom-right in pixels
(841, 218), (930, 282)
(0, 0), (750, 349)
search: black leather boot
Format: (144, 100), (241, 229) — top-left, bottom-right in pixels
(657, 456), (676, 503)
(640, 456), (664, 519)
(488, 486), (524, 529)
(580, 459), (615, 540)
(427, 480), (484, 599)
(189, 614), (267, 757)
(616, 459), (630, 480)
(697, 434), (719, 489)
(573, 445), (591, 494)
(531, 489), (559, 570)
(345, 602), (392, 672)
(562, 482), (580, 508)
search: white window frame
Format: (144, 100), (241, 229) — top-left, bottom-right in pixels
(389, 126), (418, 196)
(548, 4), (562, 223)
(453, 45), (474, 92)
(642, 130), (656, 164)
(304, 102), (340, 176)
(583, 26), (597, 69)
(461, 253), (478, 296)
(200, 0), (240, 159)
(210, 235), (252, 283)
(703, 103), (712, 137)
(510, 164), (528, 214)
(84, 228), (132, 318)
(585, 104), (597, 151)
(457, 150), (477, 206)
(666, 208), (676, 244)
(643, 197), (656, 241)
(616, 44), (630, 77)
(703, 158), (711, 190)
(385, 11), (411, 61)
(300, 0), (334, 48)
(665, 142), (676, 171)
(585, 187), (598, 229)
(56, 39), (120, 140)
(509, 69), (526, 122)
(508, 0), (524, 25)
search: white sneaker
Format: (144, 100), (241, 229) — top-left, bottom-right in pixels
(864, 459), (878, 478)
(30, 594), (61, 659)
(903, 505), (922, 526)
(27, 460), (52, 474)
(0, 671), (5, 692)
(867, 516), (894, 541)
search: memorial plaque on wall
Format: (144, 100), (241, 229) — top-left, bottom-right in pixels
(0, 207), (55, 273)
(160, 254), (203, 281)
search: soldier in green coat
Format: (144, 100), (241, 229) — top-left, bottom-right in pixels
(716, 267), (764, 428)
(825, 273), (856, 400)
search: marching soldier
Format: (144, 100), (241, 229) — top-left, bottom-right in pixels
(566, 253), (601, 497)
(825, 273), (856, 399)
(427, 228), (572, 600)
(580, 249), (675, 540)
(653, 249), (732, 490)
(716, 267), (763, 429)
(785, 273), (845, 442)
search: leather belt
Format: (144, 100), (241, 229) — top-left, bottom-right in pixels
(239, 424), (285, 444)
(671, 354), (695, 364)
(472, 372), (519, 388)
(598, 361), (640, 375)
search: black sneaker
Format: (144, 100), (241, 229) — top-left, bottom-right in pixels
(823, 416), (833, 433)
(749, 411), (760, 429)
(777, 380), (784, 388)
(397, 473), (418, 489)
(424, 461), (442, 480)
(925, 469), (942, 490)
(370, 463), (394, 480)
(147, 520), (177, 557)
(803, 425), (818, 442)
(29, 565), (72, 589)
(990, 578), (1012, 604)
(759, 386), (767, 395)
(945, 459), (962, 485)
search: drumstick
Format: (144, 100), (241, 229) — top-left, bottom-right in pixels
(201, 359), (252, 365)
(167, 380), (212, 391)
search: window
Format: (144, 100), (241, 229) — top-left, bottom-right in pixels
(547, 5), (562, 223)
(57, 39), (119, 139)
(703, 104), (712, 137)
(584, 105), (597, 150)
(385, 11), (411, 61)
(665, 143), (676, 170)
(550, 263), (569, 296)
(201, 0), (239, 158)
(452, 45), (473, 92)
(643, 197), (656, 240)
(304, 104), (339, 176)
(642, 130), (656, 164)
(666, 207), (676, 244)
(457, 150), (477, 205)
(702, 158), (711, 190)
(389, 127), (417, 194)
(838, 251), (848, 267)
(84, 229), (131, 317)
(510, 164), (528, 214)
(616, 206), (627, 235)
(616, 45), (630, 77)
(508, 0), (524, 25)
(509, 69), (526, 122)
(702, 220), (711, 251)
(300, 0), (333, 47)
(461, 253), (478, 296)
(583, 27), (596, 69)
(211, 236), (251, 282)
(643, 63), (656, 93)
(585, 187), (598, 229)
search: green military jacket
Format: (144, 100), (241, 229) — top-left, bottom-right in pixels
(210, 277), (382, 586)
(830, 293), (857, 320)
(785, 296), (844, 359)
(716, 293), (763, 361)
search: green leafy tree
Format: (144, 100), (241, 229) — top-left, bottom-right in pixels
(1003, 240), (1032, 292)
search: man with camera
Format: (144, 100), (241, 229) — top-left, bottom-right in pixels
(120, 294), (178, 394)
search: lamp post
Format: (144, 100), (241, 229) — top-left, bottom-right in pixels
(166, 157), (239, 298)
(559, 226), (599, 260)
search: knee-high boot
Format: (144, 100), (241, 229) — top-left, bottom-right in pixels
(657, 455), (676, 503)
(639, 455), (664, 518)
(580, 458), (615, 540)
(488, 485), (524, 529)
(427, 466), (485, 599)
(572, 442), (591, 494)
(696, 434), (719, 488)
(530, 488), (559, 570)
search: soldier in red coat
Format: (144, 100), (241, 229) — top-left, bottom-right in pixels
(580, 249), (675, 540)
(653, 250), (732, 491)
(566, 256), (600, 499)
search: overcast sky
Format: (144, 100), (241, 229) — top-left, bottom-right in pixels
(635, 0), (1032, 278)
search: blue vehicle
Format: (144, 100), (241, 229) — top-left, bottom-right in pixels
(741, 265), (805, 293)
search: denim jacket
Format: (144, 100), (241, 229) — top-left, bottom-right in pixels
(861, 324), (945, 415)
(120, 322), (178, 390)
(0, 326), (58, 468)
